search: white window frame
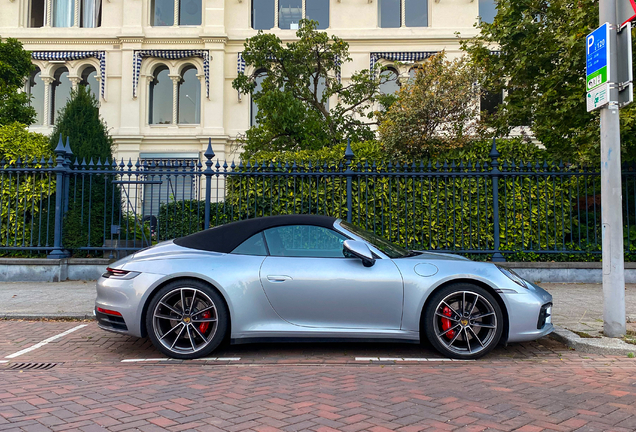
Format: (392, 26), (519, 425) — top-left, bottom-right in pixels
(150, 0), (202, 27)
(28, 0), (101, 28)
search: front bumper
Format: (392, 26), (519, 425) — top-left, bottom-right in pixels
(503, 281), (554, 343)
(95, 271), (167, 338)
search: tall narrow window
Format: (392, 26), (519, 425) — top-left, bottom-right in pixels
(252, 0), (275, 30)
(51, 67), (72, 123)
(152, 0), (175, 26)
(479, 0), (497, 23)
(279, 0), (302, 29)
(251, 70), (267, 126)
(30, 0), (46, 27)
(305, 0), (329, 29)
(178, 66), (201, 124)
(52, 0), (75, 27)
(405, 0), (427, 27)
(379, 0), (400, 28)
(28, 68), (46, 125)
(149, 66), (173, 125)
(80, 66), (99, 101)
(81, 0), (102, 27)
(480, 89), (503, 115)
(179, 0), (201, 25)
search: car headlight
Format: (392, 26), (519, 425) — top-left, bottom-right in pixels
(496, 265), (528, 288)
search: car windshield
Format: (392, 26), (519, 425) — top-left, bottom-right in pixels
(340, 221), (411, 259)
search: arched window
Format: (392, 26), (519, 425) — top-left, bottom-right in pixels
(313, 73), (328, 109)
(149, 66), (173, 125)
(379, 67), (400, 95)
(51, 67), (72, 124)
(178, 66), (201, 124)
(80, 66), (99, 101)
(251, 70), (267, 127)
(152, 0), (201, 25)
(28, 67), (45, 125)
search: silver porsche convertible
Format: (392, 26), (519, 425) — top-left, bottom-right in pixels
(95, 214), (553, 360)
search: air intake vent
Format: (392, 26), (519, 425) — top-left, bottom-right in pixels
(7, 363), (57, 371)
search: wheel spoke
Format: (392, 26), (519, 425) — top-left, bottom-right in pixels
(464, 328), (471, 353)
(448, 327), (462, 346)
(468, 293), (478, 316)
(190, 323), (208, 343)
(180, 289), (186, 313)
(159, 322), (182, 340)
(192, 318), (217, 323)
(471, 312), (495, 320)
(193, 304), (216, 317)
(468, 326), (485, 347)
(439, 323), (461, 338)
(170, 324), (186, 349)
(190, 289), (197, 310)
(462, 291), (466, 315)
(441, 301), (460, 319)
(435, 311), (460, 322)
(159, 302), (182, 317)
(473, 323), (497, 329)
(154, 313), (179, 321)
(186, 325), (196, 351)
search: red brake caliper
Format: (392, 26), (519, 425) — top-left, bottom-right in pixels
(442, 306), (455, 339)
(199, 311), (212, 334)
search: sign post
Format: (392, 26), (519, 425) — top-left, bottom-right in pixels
(593, 0), (631, 338)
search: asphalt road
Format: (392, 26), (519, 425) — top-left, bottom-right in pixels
(1, 321), (636, 431)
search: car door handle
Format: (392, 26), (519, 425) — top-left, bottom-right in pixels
(267, 275), (292, 282)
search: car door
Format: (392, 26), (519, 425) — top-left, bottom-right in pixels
(259, 224), (404, 329)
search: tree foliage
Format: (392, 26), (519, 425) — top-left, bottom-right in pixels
(49, 85), (117, 253)
(462, 0), (636, 164)
(0, 38), (36, 126)
(377, 53), (484, 159)
(232, 19), (390, 156)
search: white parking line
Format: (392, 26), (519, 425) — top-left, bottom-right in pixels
(120, 357), (241, 363)
(4, 324), (88, 359)
(0, 360), (8, 364)
(354, 357), (473, 362)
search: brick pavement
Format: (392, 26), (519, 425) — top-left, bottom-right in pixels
(1, 321), (636, 431)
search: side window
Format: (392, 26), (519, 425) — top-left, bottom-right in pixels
(231, 233), (268, 256)
(263, 225), (347, 258)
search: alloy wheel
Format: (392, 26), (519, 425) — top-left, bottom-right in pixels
(152, 287), (219, 354)
(432, 290), (498, 356)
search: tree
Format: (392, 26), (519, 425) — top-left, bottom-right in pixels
(462, 0), (636, 164)
(0, 38), (36, 126)
(49, 85), (117, 253)
(377, 53), (484, 159)
(232, 19), (390, 156)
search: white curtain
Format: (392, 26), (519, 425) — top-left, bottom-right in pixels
(52, 0), (74, 27)
(82, 0), (101, 27)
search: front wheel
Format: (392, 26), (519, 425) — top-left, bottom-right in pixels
(424, 284), (503, 360)
(145, 279), (228, 359)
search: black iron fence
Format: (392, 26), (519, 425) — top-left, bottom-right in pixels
(0, 136), (633, 261)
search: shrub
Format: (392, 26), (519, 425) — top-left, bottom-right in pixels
(156, 200), (232, 240)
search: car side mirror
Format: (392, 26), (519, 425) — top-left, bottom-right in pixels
(343, 240), (375, 267)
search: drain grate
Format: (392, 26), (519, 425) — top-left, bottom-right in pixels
(7, 363), (57, 371)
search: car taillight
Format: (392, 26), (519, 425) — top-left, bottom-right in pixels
(96, 307), (122, 316)
(102, 267), (130, 278)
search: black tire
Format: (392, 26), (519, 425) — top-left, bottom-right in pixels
(424, 283), (504, 360)
(145, 279), (229, 359)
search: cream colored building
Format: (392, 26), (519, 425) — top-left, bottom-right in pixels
(1, 0), (496, 164)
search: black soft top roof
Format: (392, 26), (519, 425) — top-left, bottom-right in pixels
(173, 214), (338, 253)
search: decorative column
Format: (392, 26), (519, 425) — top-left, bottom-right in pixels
(169, 74), (181, 125)
(69, 76), (81, 91)
(45, 0), (52, 27)
(173, 0), (180, 26)
(401, 0), (406, 27)
(74, 0), (80, 26)
(42, 76), (53, 126)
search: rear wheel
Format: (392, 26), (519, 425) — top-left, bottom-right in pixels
(424, 284), (503, 360)
(145, 279), (228, 359)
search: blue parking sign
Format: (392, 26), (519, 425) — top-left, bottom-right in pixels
(586, 23), (610, 91)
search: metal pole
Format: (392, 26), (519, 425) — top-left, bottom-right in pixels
(344, 138), (354, 223)
(600, 0), (626, 337)
(203, 138), (214, 230)
(48, 135), (68, 259)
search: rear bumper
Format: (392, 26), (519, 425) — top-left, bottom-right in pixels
(95, 271), (166, 338)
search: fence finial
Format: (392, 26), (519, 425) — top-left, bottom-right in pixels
(344, 137), (354, 161)
(64, 136), (72, 157)
(204, 137), (215, 162)
(54, 134), (65, 155)
(489, 137), (500, 161)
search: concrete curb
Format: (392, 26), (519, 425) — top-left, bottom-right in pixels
(0, 313), (95, 321)
(549, 326), (636, 356)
